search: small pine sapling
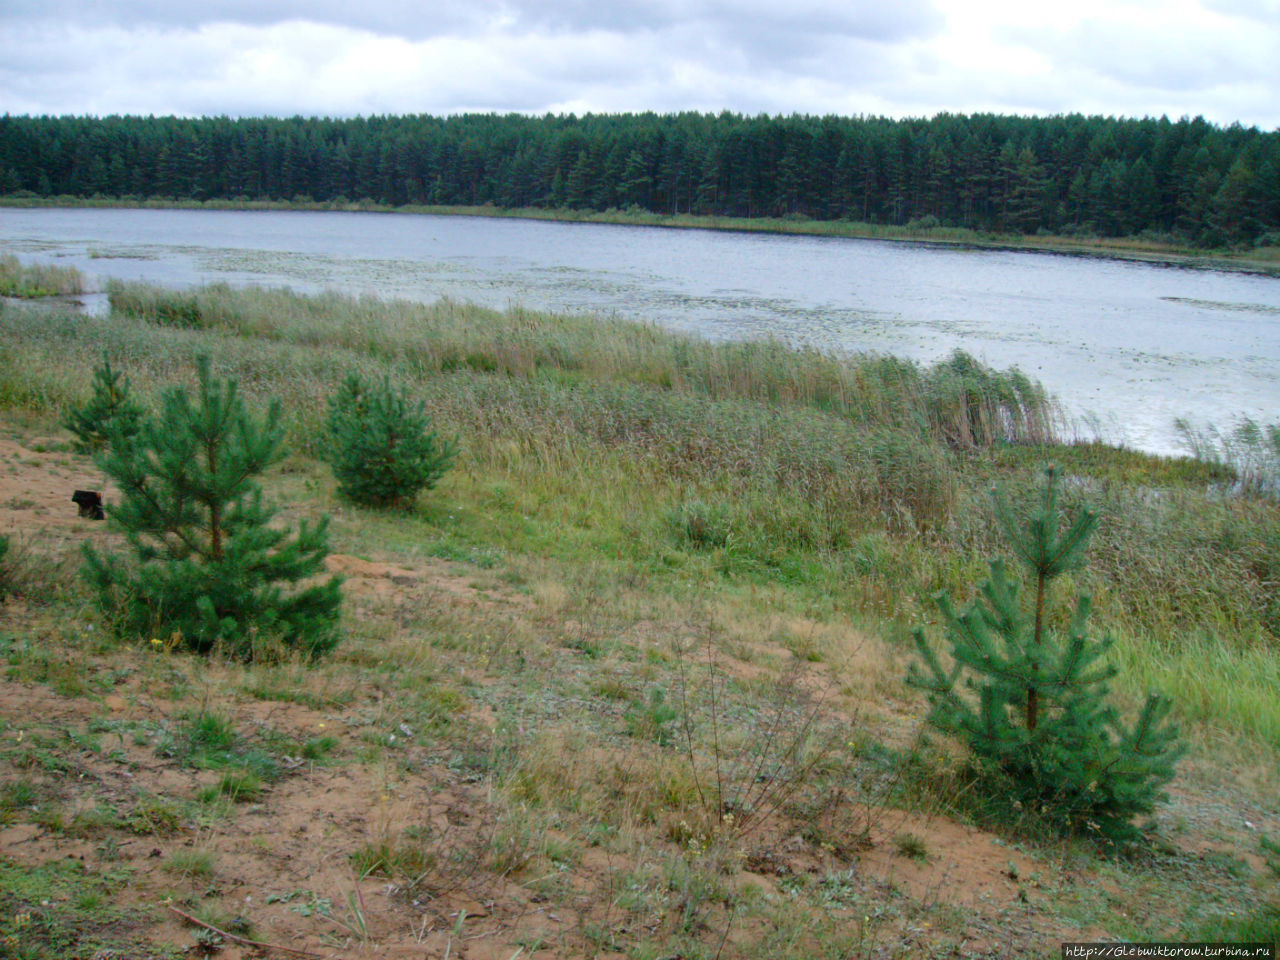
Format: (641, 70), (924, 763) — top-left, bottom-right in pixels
(64, 355), (144, 454)
(83, 356), (342, 660)
(907, 466), (1183, 843)
(0, 534), (9, 602)
(326, 373), (457, 508)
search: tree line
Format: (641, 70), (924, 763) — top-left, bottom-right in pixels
(2, 111), (1278, 246)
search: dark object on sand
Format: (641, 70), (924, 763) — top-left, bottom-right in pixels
(72, 490), (105, 520)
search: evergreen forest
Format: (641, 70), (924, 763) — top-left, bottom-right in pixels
(2, 111), (1279, 247)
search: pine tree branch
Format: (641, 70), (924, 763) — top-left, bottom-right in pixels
(166, 905), (322, 958)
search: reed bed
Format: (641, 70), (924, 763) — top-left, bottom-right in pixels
(1177, 415), (1280, 499)
(105, 280), (1058, 448)
(0, 253), (86, 298)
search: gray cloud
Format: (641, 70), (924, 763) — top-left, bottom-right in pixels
(1, 1), (492, 38)
(0, 0), (1277, 127)
(0, 0), (940, 44)
(522, 0), (942, 43)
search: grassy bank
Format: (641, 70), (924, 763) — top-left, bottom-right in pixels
(3, 277), (1277, 746)
(5, 193), (1279, 276)
(1, 271), (1277, 957)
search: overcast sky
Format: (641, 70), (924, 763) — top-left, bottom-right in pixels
(2, 0), (1278, 128)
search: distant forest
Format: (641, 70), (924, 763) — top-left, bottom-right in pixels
(2, 112), (1278, 246)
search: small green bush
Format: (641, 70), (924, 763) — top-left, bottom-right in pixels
(623, 686), (679, 746)
(64, 355), (144, 454)
(326, 373), (457, 508)
(83, 357), (342, 660)
(908, 466), (1183, 844)
(667, 498), (732, 550)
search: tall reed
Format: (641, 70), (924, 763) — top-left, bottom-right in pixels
(105, 281), (1060, 450)
(1177, 416), (1280, 498)
(0, 254), (85, 298)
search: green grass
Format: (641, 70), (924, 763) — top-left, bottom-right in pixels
(893, 832), (930, 861)
(1191, 905), (1280, 945)
(164, 848), (217, 880)
(0, 778), (38, 823)
(350, 837), (438, 881)
(198, 769), (263, 803)
(0, 857), (159, 959)
(123, 793), (188, 835)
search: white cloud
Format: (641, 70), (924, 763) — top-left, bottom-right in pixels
(880, 0), (1280, 124)
(0, 0), (1278, 126)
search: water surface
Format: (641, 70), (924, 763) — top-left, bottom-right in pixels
(3, 206), (1278, 455)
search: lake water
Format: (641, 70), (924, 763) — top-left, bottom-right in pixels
(3, 206), (1279, 456)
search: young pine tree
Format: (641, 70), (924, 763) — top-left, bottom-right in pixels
(64, 355), (144, 454)
(83, 357), (341, 660)
(326, 373), (457, 509)
(907, 466), (1183, 843)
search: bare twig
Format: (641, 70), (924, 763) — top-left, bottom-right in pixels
(166, 904), (323, 959)
(706, 626), (726, 818)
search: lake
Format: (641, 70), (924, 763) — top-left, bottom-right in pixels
(3, 206), (1279, 456)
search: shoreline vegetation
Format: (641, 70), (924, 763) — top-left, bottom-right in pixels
(2, 263), (1276, 744)
(5, 193), (1280, 275)
(1, 257), (1278, 955)
(0, 251), (86, 298)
